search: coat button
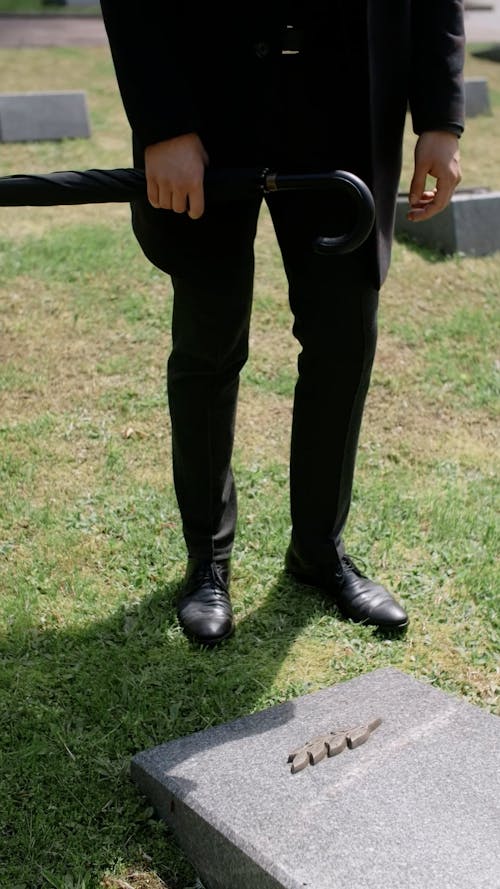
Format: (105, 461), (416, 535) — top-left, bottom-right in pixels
(254, 41), (270, 59)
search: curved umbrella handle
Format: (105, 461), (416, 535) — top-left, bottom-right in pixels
(0, 166), (375, 254)
(262, 169), (375, 254)
(314, 171), (375, 255)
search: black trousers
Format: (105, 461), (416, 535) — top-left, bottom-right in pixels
(133, 52), (378, 567)
(166, 186), (378, 565)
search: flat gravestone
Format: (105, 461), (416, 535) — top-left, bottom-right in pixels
(0, 91), (91, 142)
(395, 187), (500, 255)
(131, 668), (500, 889)
(465, 76), (492, 116)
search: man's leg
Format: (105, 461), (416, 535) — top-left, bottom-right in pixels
(289, 251), (378, 564)
(267, 191), (408, 629)
(165, 197), (261, 644)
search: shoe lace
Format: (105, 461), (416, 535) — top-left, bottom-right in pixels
(342, 554), (368, 578)
(192, 560), (228, 591)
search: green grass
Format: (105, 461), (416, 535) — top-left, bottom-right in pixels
(0, 1), (101, 14)
(0, 43), (499, 889)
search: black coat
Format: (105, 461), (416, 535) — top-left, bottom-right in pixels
(100, 2), (465, 286)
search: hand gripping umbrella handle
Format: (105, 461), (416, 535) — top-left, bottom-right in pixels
(0, 166), (375, 255)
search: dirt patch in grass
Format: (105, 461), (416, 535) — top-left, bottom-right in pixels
(236, 387), (292, 463)
(0, 203), (131, 241)
(102, 872), (174, 889)
(365, 361), (497, 469)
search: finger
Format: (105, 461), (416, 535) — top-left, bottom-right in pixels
(434, 175), (455, 205)
(147, 180), (160, 209)
(407, 193), (435, 211)
(408, 179), (454, 222)
(406, 190), (435, 220)
(171, 187), (188, 214)
(187, 183), (205, 219)
(409, 168), (427, 207)
(156, 184), (173, 210)
(407, 201), (438, 221)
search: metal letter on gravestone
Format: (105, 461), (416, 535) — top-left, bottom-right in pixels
(287, 717), (382, 773)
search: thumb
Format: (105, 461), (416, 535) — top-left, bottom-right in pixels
(409, 166), (427, 207)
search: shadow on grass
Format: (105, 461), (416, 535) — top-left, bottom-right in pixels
(3, 564), (369, 889)
(470, 44), (500, 62)
(393, 233), (451, 264)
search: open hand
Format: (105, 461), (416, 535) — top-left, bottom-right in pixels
(407, 131), (462, 222)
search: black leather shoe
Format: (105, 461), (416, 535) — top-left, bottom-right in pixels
(285, 545), (408, 630)
(177, 559), (235, 646)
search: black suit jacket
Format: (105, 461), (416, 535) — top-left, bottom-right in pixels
(100, 2), (465, 285)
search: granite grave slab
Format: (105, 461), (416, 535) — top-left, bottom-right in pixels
(0, 91), (90, 142)
(131, 668), (500, 889)
(395, 187), (500, 255)
(465, 76), (492, 116)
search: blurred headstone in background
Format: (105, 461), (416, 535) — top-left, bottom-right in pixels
(395, 189), (500, 256)
(465, 76), (492, 115)
(0, 91), (91, 142)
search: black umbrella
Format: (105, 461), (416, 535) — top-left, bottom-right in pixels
(0, 166), (375, 254)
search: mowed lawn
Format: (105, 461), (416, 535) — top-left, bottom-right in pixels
(0, 41), (498, 889)
(0, 1), (101, 13)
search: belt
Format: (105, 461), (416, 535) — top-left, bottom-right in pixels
(281, 25), (304, 54)
(253, 27), (304, 60)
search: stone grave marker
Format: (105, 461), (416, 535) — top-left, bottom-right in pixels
(131, 668), (500, 889)
(0, 91), (91, 143)
(395, 187), (500, 255)
(465, 76), (492, 116)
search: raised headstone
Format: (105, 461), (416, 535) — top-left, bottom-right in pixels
(132, 668), (500, 889)
(465, 76), (492, 116)
(0, 92), (91, 143)
(395, 187), (500, 255)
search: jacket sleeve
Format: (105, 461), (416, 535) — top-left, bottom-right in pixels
(409, 0), (465, 136)
(100, 1), (202, 148)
